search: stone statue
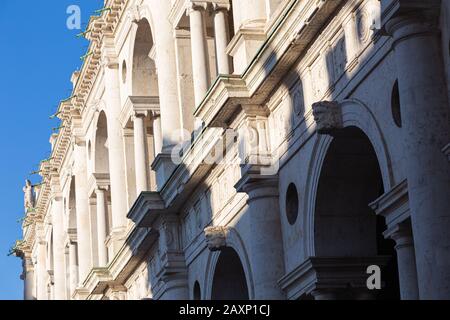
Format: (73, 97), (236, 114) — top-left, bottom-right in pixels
(23, 180), (35, 213)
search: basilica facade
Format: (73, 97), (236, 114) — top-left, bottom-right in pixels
(15, 0), (450, 300)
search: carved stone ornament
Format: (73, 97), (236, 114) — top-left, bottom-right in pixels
(312, 101), (343, 134)
(204, 226), (229, 252)
(127, 5), (142, 24)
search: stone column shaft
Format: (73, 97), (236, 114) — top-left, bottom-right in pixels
(237, 177), (285, 299)
(36, 240), (47, 300)
(23, 256), (35, 300)
(213, 7), (231, 74)
(153, 115), (162, 155)
(68, 242), (78, 295)
(73, 142), (93, 283)
(384, 222), (419, 300)
(395, 235), (419, 300)
(386, 10), (450, 299)
(133, 113), (150, 194)
(95, 188), (108, 267)
(103, 55), (128, 238)
(51, 197), (66, 300)
(152, 0), (183, 151)
(189, 4), (211, 106)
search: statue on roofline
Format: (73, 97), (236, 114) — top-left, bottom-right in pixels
(23, 180), (35, 213)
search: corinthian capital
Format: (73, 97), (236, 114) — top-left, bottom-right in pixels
(312, 101), (343, 134)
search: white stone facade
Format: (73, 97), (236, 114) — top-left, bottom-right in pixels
(15, 0), (450, 300)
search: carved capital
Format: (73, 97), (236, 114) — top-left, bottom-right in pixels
(382, 0), (441, 39)
(383, 221), (414, 250)
(312, 101), (343, 134)
(132, 110), (148, 122)
(101, 37), (119, 69)
(211, 0), (231, 12)
(101, 54), (119, 69)
(204, 226), (230, 251)
(186, 1), (208, 15)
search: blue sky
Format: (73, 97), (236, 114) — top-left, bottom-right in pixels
(0, 1), (100, 300)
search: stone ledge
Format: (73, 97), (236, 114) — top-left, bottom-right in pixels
(278, 256), (391, 300)
(369, 179), (409, 230)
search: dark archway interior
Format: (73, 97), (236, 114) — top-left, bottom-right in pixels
(193, 281), (201, 300)
(314, 126), (400, 299)
(211, 248), (249, 300)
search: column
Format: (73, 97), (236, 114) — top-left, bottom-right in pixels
(147, 1), (184, 188)
(23, 254), (35, 300)
(95, 187), (108, 267)
(384, 223), (419, 300)
(51, 194), (66, 300)
(73, 140), (93, 283)
(236, 177), (285, 299)
(174, 29), (196, 133)
(231, 0), (266, 30)
(68, 241), (79, 295)
(153, 114), (162, 156)
(232, 105), (284, 299)
(36, 238), (47, 300)
(102, 38), (128, 241)
(152, 1), (183, 152)
(188, 2), (210, 106)
(213, 4), (231, 75)
(384, 3), (450, 299)
(133, 112), (150, 194)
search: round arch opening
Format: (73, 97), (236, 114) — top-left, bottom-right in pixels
(314, 126), (400, 300)
(132, 19), (159, 96)
(211, 247), (249, 300)
(94, 112), (110, 174)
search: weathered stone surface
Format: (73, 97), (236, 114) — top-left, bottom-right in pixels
(15, 0), (450, 301)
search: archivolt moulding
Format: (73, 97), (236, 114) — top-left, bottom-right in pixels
(304, 98), (394, 257)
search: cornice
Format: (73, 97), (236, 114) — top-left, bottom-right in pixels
(26, 1), (128, 243)
(119, 96), (160, 128)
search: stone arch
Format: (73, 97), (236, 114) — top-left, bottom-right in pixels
(66, 177), (77, 232)
(204, 227), (254, 300)
(94, 111), (110, 174)
(314, 126), (383, 257)
(211, 248), (249, 300)
(130, 16), (159, 97)
(125, 5), (157, 92)
(304, 98), (394, 257)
